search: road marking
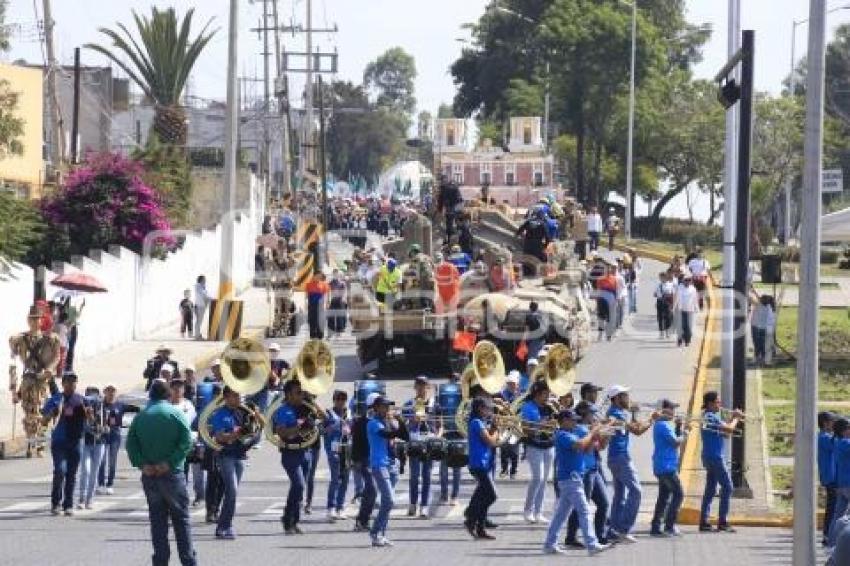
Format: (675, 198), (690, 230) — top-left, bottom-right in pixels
(0, 501), (48, 513)
(20, 474), (53, 484)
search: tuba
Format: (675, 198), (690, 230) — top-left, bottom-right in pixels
(455, 340), (508, 437)
(263, 339), (335, 450)
(197, 338), (269, 451)
(510, 343), (577, 415)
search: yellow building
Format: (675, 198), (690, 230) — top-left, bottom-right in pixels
(0, 63), (44, 199)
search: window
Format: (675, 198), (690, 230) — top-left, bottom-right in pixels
(504, 163), (516, 186)
(480, 162), (492, 186)
(534, 171), (544, 186)
(447, 126), (456, 147)
(452, 163), (464, 185)
(523, 125), (532, 145)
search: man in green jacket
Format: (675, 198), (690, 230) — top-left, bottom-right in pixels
(126, 379), (196, 566)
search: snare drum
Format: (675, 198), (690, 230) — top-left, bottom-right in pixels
(445, 440), (468, 468)
(426, 437), (447, 461)
(407, 439), (428, 459)
(393, 440), (408, 461)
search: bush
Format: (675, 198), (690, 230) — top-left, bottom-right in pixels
(772, 246), (841, 264)
(133, 136), (192, 227)
(633, 217), (722, 248)
(40, 152), (175, 262)
(0, 191), (44, 261)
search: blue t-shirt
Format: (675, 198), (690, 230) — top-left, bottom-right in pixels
(652, 420), (680, 475)
(835, 438), (850, 488)
(323, 408), (348, 445)
(42, 393), (86, 445)
(367, 417), (391, 469)
(607, 406), (630, 458)
(209, 406), (249, 458)
(575, 424), (598, 471)
(701, 411), (725, 460)
(467, 417), (492, 471)
(819, 431), (837, 487)
(518, 373), (531, 393)
(500, 387), (519, 404)
(554, 428), (585, 480)
(521, 401), (554, 449)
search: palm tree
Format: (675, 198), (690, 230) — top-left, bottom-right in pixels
(86, 7), (216, 146)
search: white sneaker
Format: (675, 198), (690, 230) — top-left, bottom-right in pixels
(327, 509), (337, 522)
(524, 511), (537, 524)
(336, 509), (349, 520)
(450, 498), (459, 506)
(407, 504), (417, 516)
(84, 502), (93, 510)
(419, 506), (429, 519)
(535, 513), (549, 524)
(588, 543), (611, 555)
(543, 545), (566, 555)
(620, 534), (638, 544)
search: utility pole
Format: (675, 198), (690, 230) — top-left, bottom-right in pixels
(262, 0), (272, 190)
(793, 1), (825, 562)
(318, 74), (328, 271)
(71, 47), (81, 164)
(624, 0), (637, 240)
(219, 0), (239, 303)
(303, 0), (314, 185)
(42, 0), (64, 166)
(721, 0), (740, 468)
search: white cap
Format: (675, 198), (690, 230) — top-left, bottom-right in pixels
(159, 363), (175, 375)
(366, 392), (383, 408)
(506, 371), (520, 384)
(268, 343), (281, 352)
(527, 358), (539, 367)
(211, 358), (222, 367)
(606, 384), (631, 399)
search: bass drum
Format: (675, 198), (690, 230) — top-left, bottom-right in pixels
(445, 440), (468, 468)
(407, 439), (428, 460)
(353, 380), (386, 417)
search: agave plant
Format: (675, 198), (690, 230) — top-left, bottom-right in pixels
(86, 7), (216, 146)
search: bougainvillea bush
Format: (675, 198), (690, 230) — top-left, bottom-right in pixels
(41, 152), (175, 259)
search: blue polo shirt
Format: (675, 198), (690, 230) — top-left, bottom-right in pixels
(468, 417), (492, 472)
(521, 401), (554, 449)
(607, 406), (630, 458)
(575, 424), (598, 471)
(209, 406), (249, 458)
(701, 411), (724, 460)
(554, 428), (585, 480)
(367, 417), (391, 469)
(819, 431), (837, 487)
(652, 419), (680, 475)
(42, 393), (86, 445)
(835, 438), (850, 489)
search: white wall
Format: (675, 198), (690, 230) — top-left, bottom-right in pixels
(0, 260), (35, 390)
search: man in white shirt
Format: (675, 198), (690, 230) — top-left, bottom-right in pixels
(675, 276), (700, 347)
(686, 251), (710, 310)
(194, 275), (213, 340)
(587, 206), (603, 251)
(615, 261), (628, 329)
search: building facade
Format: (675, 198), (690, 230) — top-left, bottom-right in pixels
(0, 63), (44, 198)
(436, 116), (558, 208)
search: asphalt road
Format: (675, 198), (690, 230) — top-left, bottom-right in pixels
(0, 256), (814, 565)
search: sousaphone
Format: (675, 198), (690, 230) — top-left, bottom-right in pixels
(455, 340), (509, 437)
(532, 343), (576, 397)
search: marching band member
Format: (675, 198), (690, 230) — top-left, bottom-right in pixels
(579, 382), (604, 410)
(42, 372), (89, 516)
(605, 384), (653, 543)
(366, 394), (403, 547)
(699, 390), (743, 533)
(521, 381), (556, 524)
(464, 397), (500, 540)
(403, 375), (437, 518)
(208, 386), (260, 539)
(819, 412), (838, 546)
(543, 409), (609, 555)
(303, 391), (322, 515)
(830, 418), (850, 549)
(272, 379), (312, 535)
(323, 390), (351, 521)
(499, 372), (521, 479)
(352, 401), (373, 532)
(77, 386), (106, 510)
(650, 399), (687, 537)
(97, 385), (124, 495)
(565, 401), (611, 548)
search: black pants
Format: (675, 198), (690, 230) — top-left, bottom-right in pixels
(656, 299), (672, 331)
(466, 469), (497, 527)
(679, 311), (693, 346)
(826, 485), (838, 539)
(65, 325), (78, 371)
(51, 441), (81, 510)
(204, 452), (224, 516)
(500, 445), (518, 475)
(307, 301), (324, 339)
(651, 473), (684, 532)
(445, 212), (456, 239)
(589, 232), (600, 251)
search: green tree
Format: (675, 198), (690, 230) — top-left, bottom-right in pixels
(0, 192), (42, 261)
(132, 135), (192, 227)
(85, 7), (216, 146)
(0, 0), (10, 51)
(364, 47), (417, 120)
(437, 103), (455, 119)
(0, 79), (24, 159)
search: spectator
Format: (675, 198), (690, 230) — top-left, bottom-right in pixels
(194, 275), (212, 340)
(179, 290), (194, 339)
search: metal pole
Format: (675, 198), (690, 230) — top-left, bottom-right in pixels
(625, 0), (637, 240)
(721, 0), (740, 467)
(543, 60), (550, 151)
(219, 0), (239, 302)
(262, 0), (271, 189)
(787, 20), (799, 243)
(318, 74), (328, 272)
(71, 47), (81, 164)
(42, 0), (65, 165)
(793, 1), (825, 562)
(732, 29), (754, 490)
(302, 0), (313, 186)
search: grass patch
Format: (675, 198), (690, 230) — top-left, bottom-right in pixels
(626, 239), (722, 270)
(775, 306), (850, 356)
(761, 363), (850, 401)
(771, 466), (794, 510)
(765, 403), (847, 457)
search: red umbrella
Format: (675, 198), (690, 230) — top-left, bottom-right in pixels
(51, 272), (108, 293)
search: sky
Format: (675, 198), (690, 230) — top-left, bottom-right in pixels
(3, 0), (849, 219)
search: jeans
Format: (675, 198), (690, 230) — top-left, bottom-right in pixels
(325, 446), (349, 511)
(281, 449), (309, 527)
(546, 477), (599, 550)
(678, 311), (694, 345)
(752, 326), (767, 360)
(589, 231), (600, 251)
(78, 442), (106, 504)
(305, 442), (320, 506)
(500, 444), (519, 475)
(524, 446), (554, 515)
(191, 462), (205, 501)
(608, 454), (641, 535)
(141, 472), (196, 566)
(440, 461), (461, 500)
(829, 487), (850, 546)
(628, 284), (638, 314)
(567, 469), (610, 542)
(617, 297), (626, 328)
(408, 457), (433, 506)
(651, 472), (684, 532)
(98, 433), (121, 487)
(656, 299), (672, 332)
(527, 338), (545, 362)
(351, 461), (365, 499)
(370, 466), (395, 538)
(700, 456), (733, 526)
(357, 465), (376, 526)
(51, 441), (81, 510)
(217, 455), (244, 531)
(825, 485), (838, 539)
(467, 469), (497, 527)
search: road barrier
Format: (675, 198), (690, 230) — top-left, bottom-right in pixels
(207, 299), (244, 341)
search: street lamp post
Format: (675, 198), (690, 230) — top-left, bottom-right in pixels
(624, 0), (637, 240)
